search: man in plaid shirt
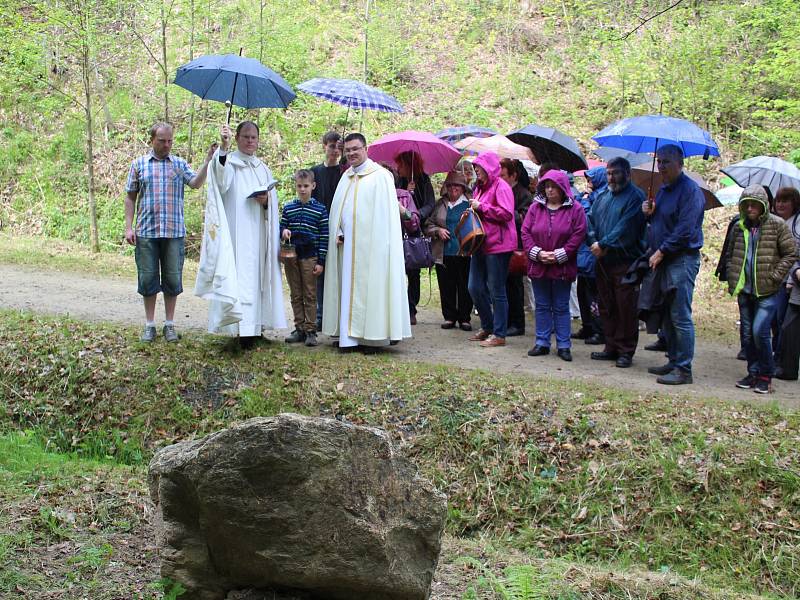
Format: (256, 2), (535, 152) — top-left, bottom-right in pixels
(125, 122), (216, 343)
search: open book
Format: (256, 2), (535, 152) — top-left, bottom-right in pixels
(246, 180), (278, 198)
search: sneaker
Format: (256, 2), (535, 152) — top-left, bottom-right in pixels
(753, 377), (772, 394)
(304, 332), (318, 347)
(285, 330), (306, 343)
(140, 325), (157, 343)
(162, 324), (179, 343)
(736, 374), (756, 389)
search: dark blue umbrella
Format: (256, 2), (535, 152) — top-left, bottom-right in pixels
(593, 115), (720, 158)
(174, 54), (296, 115)
(434, 126), (497, 144)
(721, 156), (800, 196)
(297, 78), (403, 112)
(507, 124), (588, 172)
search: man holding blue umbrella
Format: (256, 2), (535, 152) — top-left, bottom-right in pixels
(642, 144), (706, 385)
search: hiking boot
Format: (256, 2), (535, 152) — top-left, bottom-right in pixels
(140, 325), (157, 343)
(285, 329), (306, 343)
(648, 363), (674, 376)
(304, 332), (318, 347)
(753, 377), (772, 394)
(162, 324), (179, 343)
(736, 374), (756, 389)
(657, 370), (693, 385)
(645, 339), (667, 352)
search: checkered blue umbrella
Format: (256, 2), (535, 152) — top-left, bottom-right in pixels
(297, 78), (403, 112)
(434, 126), (497, 144)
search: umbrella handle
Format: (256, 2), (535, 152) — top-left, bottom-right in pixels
(225, 101), (233, 125)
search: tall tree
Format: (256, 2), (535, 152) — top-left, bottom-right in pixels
(19, 0), (120, 252)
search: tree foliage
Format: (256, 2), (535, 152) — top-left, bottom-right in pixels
(0, 0), (798, 248)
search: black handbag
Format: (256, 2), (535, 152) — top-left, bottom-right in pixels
(403, 234), (434, 270)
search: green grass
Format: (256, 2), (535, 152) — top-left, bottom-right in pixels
(1, 309), (798, 597)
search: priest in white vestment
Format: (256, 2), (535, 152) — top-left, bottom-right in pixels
(195, 122), (286, 347)
(322, 133), (412, 350)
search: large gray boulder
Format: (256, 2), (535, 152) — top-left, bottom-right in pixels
(148, 414), (447, 600)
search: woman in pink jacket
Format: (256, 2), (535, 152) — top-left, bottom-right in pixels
(466, 152), (518, 347)
(522, 170), (587, 361)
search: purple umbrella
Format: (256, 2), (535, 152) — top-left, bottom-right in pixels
(367, 130), (462, 175)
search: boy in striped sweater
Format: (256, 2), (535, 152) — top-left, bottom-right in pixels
(280, 169), (329, 346)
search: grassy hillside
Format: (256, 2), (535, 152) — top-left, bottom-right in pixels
(1, 0), (799, 251)
(1, 310), (798, 598)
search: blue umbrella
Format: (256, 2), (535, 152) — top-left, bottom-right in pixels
(593, 115), (720, 158)
(434, 126), (497, 144)
(297, 78), (403, 113)
(721, 156), (800, 196)
(174, 54), (296, 119)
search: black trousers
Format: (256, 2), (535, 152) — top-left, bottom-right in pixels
(779, 304), (800, 379)
(506, 273), (525, 331)
(435, 256), (472, 323)
(577, 275), (602, 336)
(407, 268), (420, 316)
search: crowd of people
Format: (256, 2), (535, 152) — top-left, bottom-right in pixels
(124, 122), (800, 393)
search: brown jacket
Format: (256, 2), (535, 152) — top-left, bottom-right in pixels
(726, 194), (796, 297)
(424, 195), (470, 265)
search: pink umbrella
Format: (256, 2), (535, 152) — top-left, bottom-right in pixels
(454, 135), (535, 162)
(367, 130), (462, 175)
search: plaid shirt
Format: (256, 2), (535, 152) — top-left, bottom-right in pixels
(125, 151), (196, 238)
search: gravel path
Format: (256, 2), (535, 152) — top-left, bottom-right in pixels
(1, 263), (797, 408)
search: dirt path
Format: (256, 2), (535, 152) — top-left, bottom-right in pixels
(2, 263), (798, 408)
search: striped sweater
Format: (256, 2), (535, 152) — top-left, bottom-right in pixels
(280, 198), (329, 265)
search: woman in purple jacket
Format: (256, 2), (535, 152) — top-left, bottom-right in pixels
(522, 170), (587, 361)
(466, 152), (518, 347)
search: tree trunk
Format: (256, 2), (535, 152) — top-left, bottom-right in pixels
(161, 0), (169, 121)
(188, 0), (195, 162)
(81, 43), (99, 253)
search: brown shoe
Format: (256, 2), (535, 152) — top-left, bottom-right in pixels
(468, 329), (491, 341)
(480, 335), (506, 347)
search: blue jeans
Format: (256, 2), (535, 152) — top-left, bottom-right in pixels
(739, 292), (779, 377)
(662, 251), (700, 374)
(531, 278), (573, 349)
(468, 251), (511, 337)
(135, 237), (184, 296)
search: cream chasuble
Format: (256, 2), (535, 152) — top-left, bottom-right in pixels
(322, 159), (411, 346)
(196, 149), (286, 336)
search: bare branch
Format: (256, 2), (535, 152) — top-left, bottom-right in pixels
(130, 26), (166, 73)
(619, 0), (687, 40)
